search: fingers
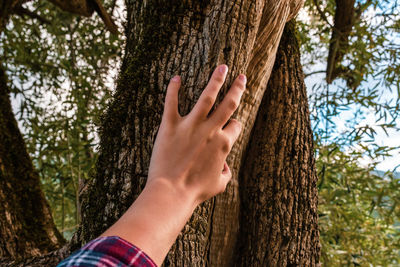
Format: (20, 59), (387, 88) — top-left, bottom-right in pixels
(220, 161), (232, 190)
(191, 65), (228, 120)
(210, 74), (246, 127)
(222, 161), (230, 174)
(219, 120), (241, 192)
(222, 119), (242, 152)
(163, 75), (181, 122)
(166, 67), (246, 129)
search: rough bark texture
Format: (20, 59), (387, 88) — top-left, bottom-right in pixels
(0, 229), (83, 266)
(77, 1), (316, 267)
(235, 21), (320, 266)
(0, 66), (65, 260)
(208, 2), (303, 264)
(0, 245), (70, 267)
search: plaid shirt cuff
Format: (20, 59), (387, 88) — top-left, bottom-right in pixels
(57, 236), (157, 267)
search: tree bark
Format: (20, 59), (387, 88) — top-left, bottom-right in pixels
(77, 1), (318, 266)
(235, 21), (320, 266)
(326, 0), (356, 84)
(0, 66), (65, 260)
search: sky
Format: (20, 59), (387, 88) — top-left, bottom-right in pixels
(299, 4), (400, 172)
(305, 72), (400, 172)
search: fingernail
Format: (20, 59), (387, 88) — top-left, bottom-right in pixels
(219, 64), (228, 75)
(239, 74), (246, 83)
(172, 75), (180, 82)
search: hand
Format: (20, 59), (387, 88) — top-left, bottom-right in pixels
(147, 64), (246, 205)
(101, 65), (246, 265)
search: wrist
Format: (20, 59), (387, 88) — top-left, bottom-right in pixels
(101, 176), (199, 266)
(145, 177), (199, 210)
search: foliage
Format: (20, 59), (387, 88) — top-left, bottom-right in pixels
(317, 144), (400, 265)
(0, 0), (123, 239)
(299, 0), (400, 265)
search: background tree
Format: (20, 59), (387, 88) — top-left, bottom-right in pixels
(1, 0), (122, 238)
(0, 0), (121, 260)
(0, 62), (64, 260)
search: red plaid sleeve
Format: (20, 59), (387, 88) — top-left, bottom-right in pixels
(57, 236), (157, 267)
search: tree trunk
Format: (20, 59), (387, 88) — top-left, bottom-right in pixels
(0, 66), (65, 260)
(0, 2), (66, 259)
(1, 0), (321, 266)
(235, 21), (320, 266)
(326, 0), (356, 84)
(77, 0), (319, 266)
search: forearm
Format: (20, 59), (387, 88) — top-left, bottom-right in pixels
(101, 178), (198, 266)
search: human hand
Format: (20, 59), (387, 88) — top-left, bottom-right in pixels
(147, 65), (246, 205)
(101, 65), (246, 265)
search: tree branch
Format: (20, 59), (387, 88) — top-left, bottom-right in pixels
(305, 70), (326, 78)
(312, 0), (333, 28)
(13, 5), (51, 25)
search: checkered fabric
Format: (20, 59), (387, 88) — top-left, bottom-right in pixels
(57, 236), (157, 267)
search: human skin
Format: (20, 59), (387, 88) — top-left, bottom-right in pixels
(101, 64), (246, 266)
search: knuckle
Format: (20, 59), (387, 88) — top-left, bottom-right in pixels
(227, 98), (238, 110)
(230, 118), (239, 126)
(233, 120), (242, 133)
(214, 74), (225, 84)
(222, 143), (230, 154)
(236, 81), (245, 91)
(221, 135), (231, 153)
(202, 95), (214, 107)
(205, 134), (214, 144)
